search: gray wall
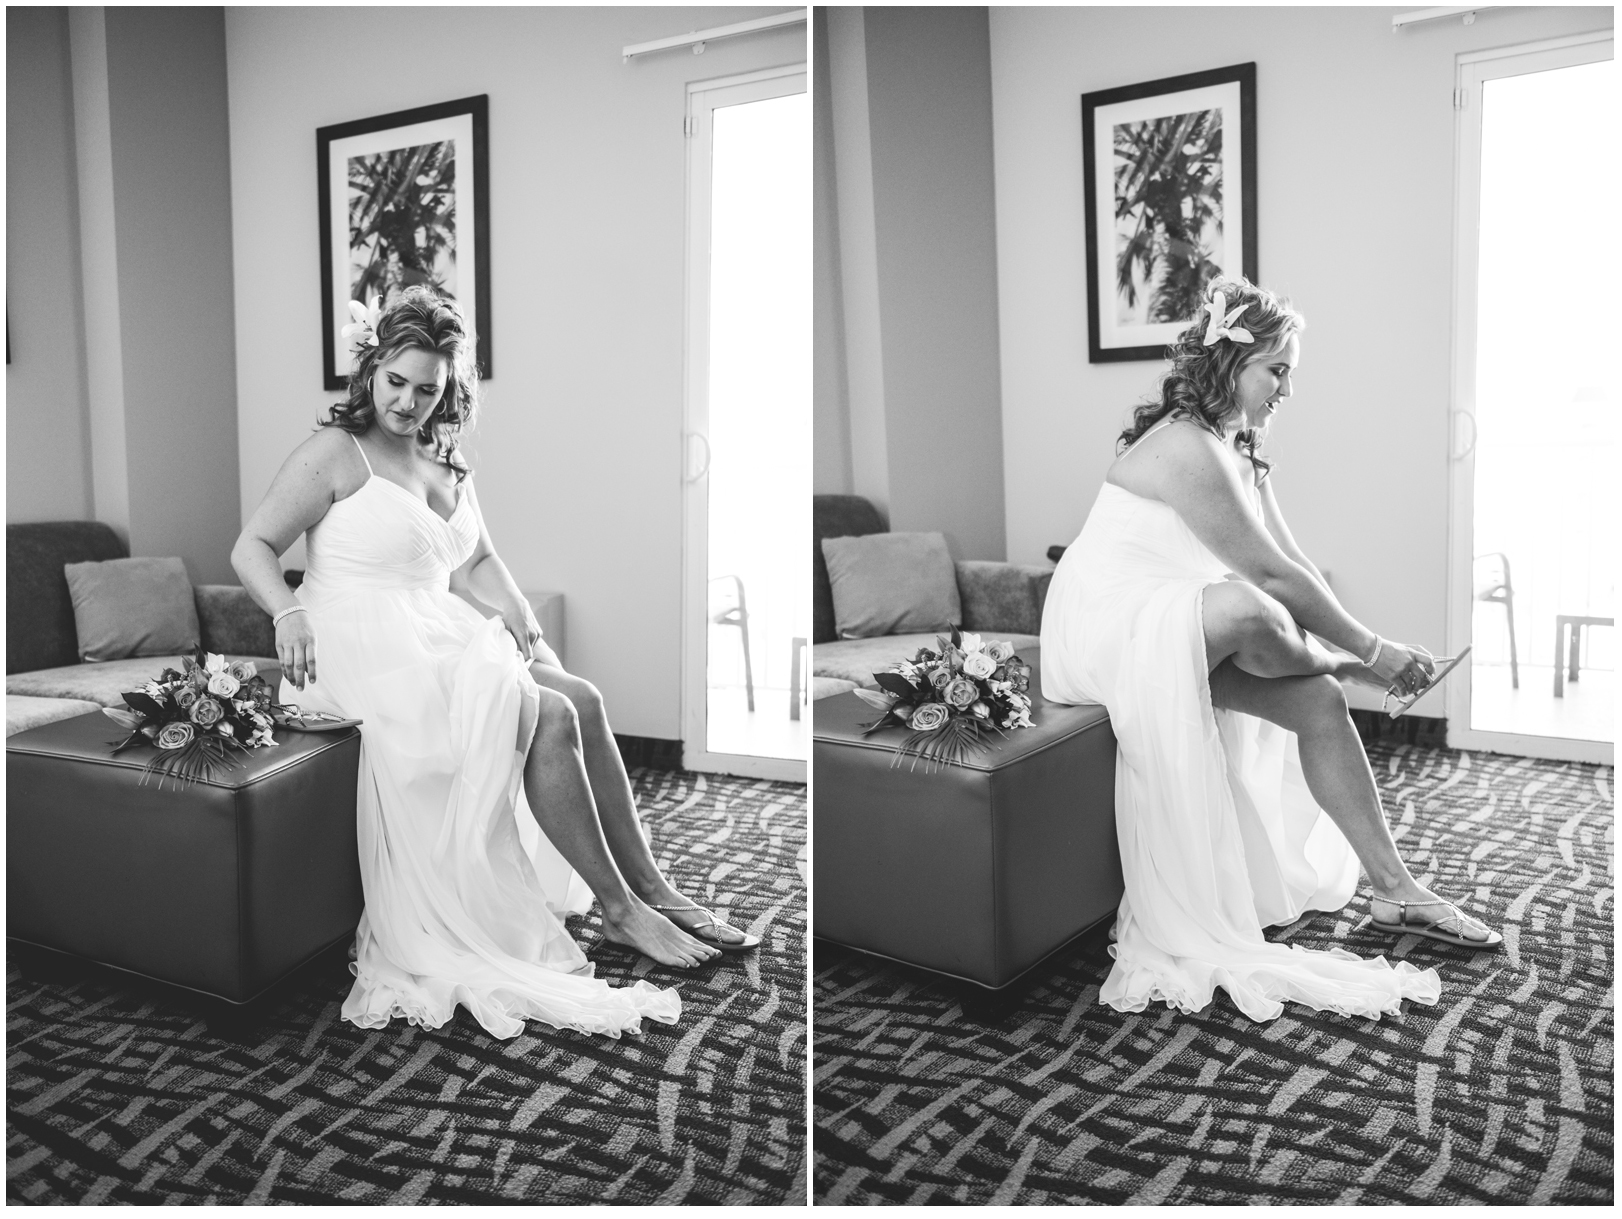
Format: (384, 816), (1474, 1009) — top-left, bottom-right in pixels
(812, 7), (853, 495)
(6, 6), (241, 583)
(6, 6), (94, 523)
(105, 7), (241, 580)
(818, 6), (1007, 560)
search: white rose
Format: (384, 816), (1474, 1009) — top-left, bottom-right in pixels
(207, 672), (240, 698)
(987, 640), (1015, 663)
(962, 652), (996, 679)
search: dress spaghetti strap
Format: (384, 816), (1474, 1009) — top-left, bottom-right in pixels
(349, 431), (374, 477)
(1121, 413), (1190, 458)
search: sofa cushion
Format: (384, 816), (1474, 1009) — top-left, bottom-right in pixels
(822, 532), (962, 639)
(813, 495), (887, 645)
(65, 556), (201, 662)
(7, 695), (103, 737)
(7, 656), (279, 708)
(956, 561), (1054, 636)
(812, 632), (1040, 690)
(812, 676), (859, 701)
(6, 522), (128, 674)
(195, 585), (277, 658)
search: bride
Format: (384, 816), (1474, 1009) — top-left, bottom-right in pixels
(1040, 278), (1498, 1024)
(231, 288), (755, 1041)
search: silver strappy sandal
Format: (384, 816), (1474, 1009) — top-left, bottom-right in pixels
(1367, 892), (1502, 951)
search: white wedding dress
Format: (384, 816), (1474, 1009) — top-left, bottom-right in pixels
(280, 433), (680, 1040)
(1040, 424), (1440, 1022)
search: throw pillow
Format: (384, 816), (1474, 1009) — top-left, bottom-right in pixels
(820, 532), (961, 639)
(63, 557), (200, 662)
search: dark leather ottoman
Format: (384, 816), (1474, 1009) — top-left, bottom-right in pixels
(813, 648), (1122, 988)
(8, 711), (363, 1004)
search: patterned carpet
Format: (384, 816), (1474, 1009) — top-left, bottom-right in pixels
(7, 769), (807, 1205)
(814, 742), (1613, 1204)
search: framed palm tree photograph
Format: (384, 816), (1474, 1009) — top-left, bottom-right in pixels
(1082, 63), (1256, 363)
(317, 95), (491, 390)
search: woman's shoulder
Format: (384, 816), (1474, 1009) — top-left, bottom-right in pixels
(292, 424), (369, 494)
(1109, 415), (1232, 496)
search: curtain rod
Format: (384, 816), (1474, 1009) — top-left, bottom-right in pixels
(623, 9), (806, 63)
(1392, 6), (1501, 31)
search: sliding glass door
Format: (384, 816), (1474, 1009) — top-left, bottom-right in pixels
(682, 67), (810, 781)
(1447, 33), (1615, 764)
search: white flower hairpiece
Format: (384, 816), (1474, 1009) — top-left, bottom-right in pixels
(341, 295), (382, 352)
(1202, 291), (1254, 347)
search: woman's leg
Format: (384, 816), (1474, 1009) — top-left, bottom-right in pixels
(1203, 580), (1348, 680)
(528, 662), (753, 946)
(1207, 658), (1497, 943)
(521, 684), (720, 966)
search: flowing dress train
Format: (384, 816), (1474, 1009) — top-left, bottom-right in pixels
(281, 435), (680, 1040)
(1039, 444), (1440, 1022)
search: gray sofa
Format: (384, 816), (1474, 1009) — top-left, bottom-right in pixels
(6, 522), (279, 736)
(812, 495), (1053, 698)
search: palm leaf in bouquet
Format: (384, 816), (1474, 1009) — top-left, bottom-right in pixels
(137, 732), (242, 791)
(895, 714), (1007, 773)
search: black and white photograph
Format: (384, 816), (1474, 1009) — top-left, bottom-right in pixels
(8, 0), (1617, 1211)
(812, 5), (1613, 1206)
(318, 94), (491, 390)
(1083, 60), (1256, 363)
(7, 5), (808, 1205)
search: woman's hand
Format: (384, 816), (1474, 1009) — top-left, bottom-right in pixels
(277, 611), (318, 691)
(1367, 639), (1434, 696)
(501, 601), (543, 663)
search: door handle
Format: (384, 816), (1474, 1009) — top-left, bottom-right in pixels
(686, 432), (712, 483)
(1452, 410), (1477, 462)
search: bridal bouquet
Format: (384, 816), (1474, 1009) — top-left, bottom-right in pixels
(105, 650), (281, 788)
(855, 627), (1035, 768)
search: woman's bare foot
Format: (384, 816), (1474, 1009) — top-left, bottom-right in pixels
(599, 898), (722, 967)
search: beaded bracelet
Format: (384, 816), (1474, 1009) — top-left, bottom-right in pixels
(1362, 634), (1384, 668)
(273, 605), (309, 627)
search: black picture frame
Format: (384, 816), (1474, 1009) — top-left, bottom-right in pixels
(1082, 63), (1256, 363)
(317, 94), (491, 391)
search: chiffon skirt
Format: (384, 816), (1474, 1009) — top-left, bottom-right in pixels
(1042, 521), (1441, 1021)
(284, 582), (680, 1040)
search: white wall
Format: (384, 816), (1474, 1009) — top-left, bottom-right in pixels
(990, 6), (1612, 659)
(225, 6), (805, 740)
(7, 6), (93, 524)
